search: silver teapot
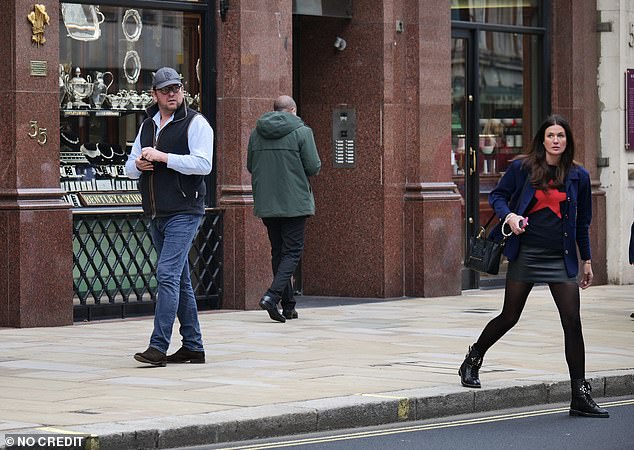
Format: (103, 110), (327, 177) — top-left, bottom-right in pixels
(67, 67), (93, 108)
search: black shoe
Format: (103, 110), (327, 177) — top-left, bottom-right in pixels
(570, 379), (609, 418)
(458, 345), (483, 388)
(166, 347), (206, 364)
(282, 309), (298, 320)
(134, 347), (166, 367)
(259, 295), (286, 323)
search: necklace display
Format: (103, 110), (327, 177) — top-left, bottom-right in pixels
(60, 129), (80, 149)
(97, 143), (114, 160)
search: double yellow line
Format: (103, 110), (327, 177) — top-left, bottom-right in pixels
(218, 398), (634, 450)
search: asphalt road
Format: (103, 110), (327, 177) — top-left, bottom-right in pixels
(174, 396), (634, 450)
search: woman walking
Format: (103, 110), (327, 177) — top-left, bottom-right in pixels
(459, 114), (608, 418)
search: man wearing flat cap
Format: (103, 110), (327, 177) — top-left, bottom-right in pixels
(126, 67), (213, 366)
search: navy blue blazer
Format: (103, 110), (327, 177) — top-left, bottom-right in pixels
(489, 159), (592, 278)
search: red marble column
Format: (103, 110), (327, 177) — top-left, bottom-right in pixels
(0, 1), (73, 327)
(403, 0), (462, 296)
(216, 2), (294, 309)
(404, 183), (463, 297)
(551, 0), (607, 284)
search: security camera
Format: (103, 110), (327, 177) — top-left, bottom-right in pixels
(334, 36), (347, 51)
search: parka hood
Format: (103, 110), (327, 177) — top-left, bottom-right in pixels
(255, 111), (304, 139)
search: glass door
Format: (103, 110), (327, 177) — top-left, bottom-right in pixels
(452, 28), (543, 289)
(451, 31), (479, 290)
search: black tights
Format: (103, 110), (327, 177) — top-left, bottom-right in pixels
(473, 279), (585, 380)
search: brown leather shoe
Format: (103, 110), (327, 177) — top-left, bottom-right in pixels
(166, 347), (206, 364)
(134, 347), (166, 367)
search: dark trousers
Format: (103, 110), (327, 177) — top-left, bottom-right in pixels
(262, 216), (306, 310)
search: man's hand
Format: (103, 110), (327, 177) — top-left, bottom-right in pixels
(135, 154), (154, 171)
(140, 146), (168, 164)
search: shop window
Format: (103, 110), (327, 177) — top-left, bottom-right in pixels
(451, 0), (541, 27)
(59, 3), (202, 209)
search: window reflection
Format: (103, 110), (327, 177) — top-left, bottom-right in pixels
(451, 0), (541, 27)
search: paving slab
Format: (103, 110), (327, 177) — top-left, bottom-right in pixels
(0, 285), (632, 449)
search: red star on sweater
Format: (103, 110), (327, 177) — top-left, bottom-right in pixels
(527, 187), (566, 218)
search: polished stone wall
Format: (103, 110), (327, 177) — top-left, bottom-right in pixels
(551, 0), (606, 284)
(0, 1), (608, 326)
(297, 0), (462, 298)
(0, 1), (73, 327)
(216, 0), (294, 309)
(217, 0), (463, 306)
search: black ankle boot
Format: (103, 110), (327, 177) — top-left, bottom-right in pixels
(458, 345), (483, 388)
(569, 379), (609, 418)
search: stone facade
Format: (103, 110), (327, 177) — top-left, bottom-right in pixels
(1, 1), (73, 327)
(0, 0), (610, 326)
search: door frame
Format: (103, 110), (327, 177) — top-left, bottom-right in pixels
(452, 28), (481, 290)
(452, 18), (550, 290)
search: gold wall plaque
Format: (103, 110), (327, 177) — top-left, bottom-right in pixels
(27, 4), (50, 46)
(30, 60), (47, 76)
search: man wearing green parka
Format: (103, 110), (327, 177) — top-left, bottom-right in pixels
(247, 95), (321, 323)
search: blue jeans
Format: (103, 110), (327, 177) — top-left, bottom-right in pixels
(149, 214), (204, 353)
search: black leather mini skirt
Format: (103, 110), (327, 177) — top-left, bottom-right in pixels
(507, 242), (577, 283)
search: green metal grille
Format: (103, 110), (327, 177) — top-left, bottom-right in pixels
(72, 210), (222, 321)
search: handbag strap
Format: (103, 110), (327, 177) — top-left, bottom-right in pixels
(478, 172), (531, 239)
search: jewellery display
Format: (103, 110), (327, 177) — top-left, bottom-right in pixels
(80, 142), (100, 161)
(61, 4), (105, 42)
(123, 50), (141, 84)
(111, 144), (128, 165)
(60, 127), (81, 151)
(122, 9), (143, 42)
(97, 142), (114, 160)
(59, 5), (202, 207)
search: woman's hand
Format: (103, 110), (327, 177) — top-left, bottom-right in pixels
(503, 213), (528, 235)
(579, 261), (593, 289)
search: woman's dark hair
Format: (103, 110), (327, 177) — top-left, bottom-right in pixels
(519, 114), (576, 190)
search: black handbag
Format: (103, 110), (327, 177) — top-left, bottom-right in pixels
(466, 177), (529, 275)
(465, 213), (507, 275)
